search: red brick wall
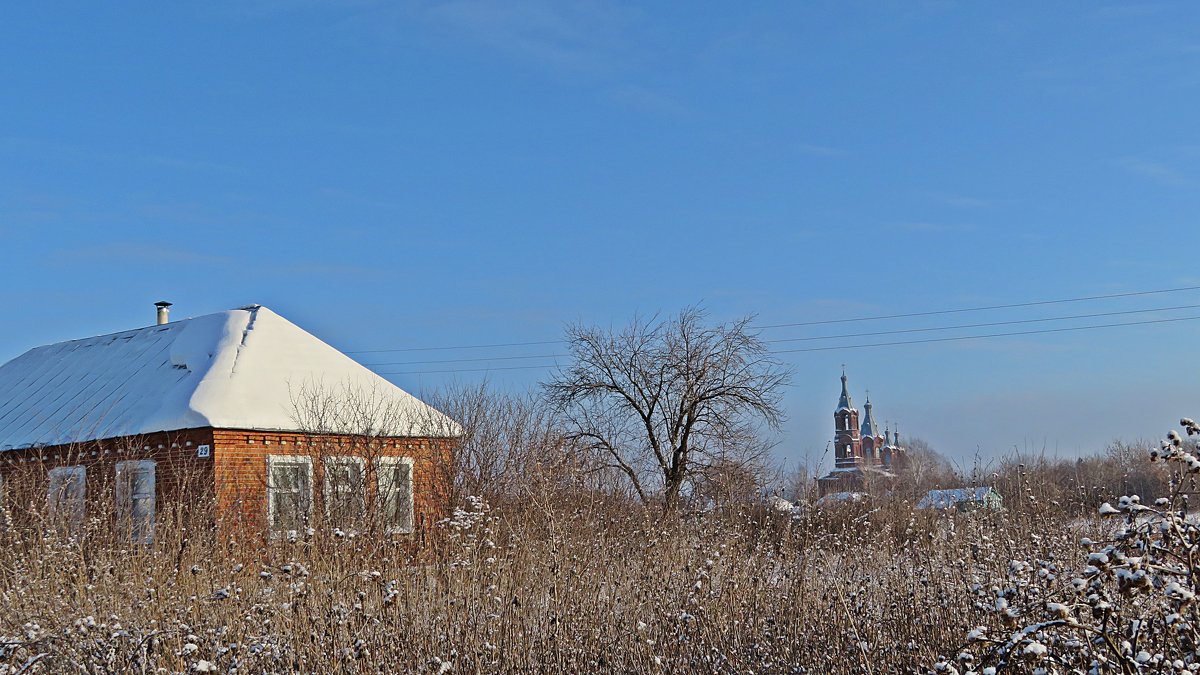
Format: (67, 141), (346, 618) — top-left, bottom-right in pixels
(0, 428), (454, 535)
(0, 429), (216, 521)
(211, 429), (452, 533)
(834, 408), (862, 468)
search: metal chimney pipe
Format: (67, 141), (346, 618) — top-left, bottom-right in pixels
(154, 301), (173, 325)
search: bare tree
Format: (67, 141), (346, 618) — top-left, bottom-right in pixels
(894, 435), (956, 500)
(783, 455), (819, 504)
(542, 306), (792, 511)
(691, 456), (768, 512)
(286, 379), (459, 535)
(426, 381), (609, 505)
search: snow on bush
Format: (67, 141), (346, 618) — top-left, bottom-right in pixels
(947, 417), (1200, 673)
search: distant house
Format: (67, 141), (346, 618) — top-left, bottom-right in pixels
(0, 303), (459, 540)
(814, 491), (867, 508)
(769, 495), (797, 512)
(916, 487), (1003, 512)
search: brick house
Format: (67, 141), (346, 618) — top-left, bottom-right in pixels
(0, 303), (459, 540)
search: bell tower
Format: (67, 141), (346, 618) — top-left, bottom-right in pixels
(833, 369), (862, 469)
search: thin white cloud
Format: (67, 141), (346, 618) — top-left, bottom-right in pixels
(607, 84), (689, 116)
(1116, 157), (1194, 187)
(885, 222), (976, 233)
(55, 243), (235, 267)
(238, 0), (640, 75)
(54, 243), (387, 280)
(796, 144), (846, 157)
(0, 136), (245, 177)
(418, 0), (637, 72)
(1092, 3), (1171, 19)
(316, 187), (405, 212)
(925, 191), (994, 208)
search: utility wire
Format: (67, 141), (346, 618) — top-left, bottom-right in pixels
(347, 283), (1200, 355)
(373, 313), (1200, 376)
(367, 352), (569, 367)
(754, 284), (1200, 329)
(766, 303), (1200, 344)
(771, 314), (1200, 354)
(378, 363), (563, 376)
(347, 339), (560, 354)
(365, 302), (1200, 366)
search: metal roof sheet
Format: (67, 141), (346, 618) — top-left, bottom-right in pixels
(0, 305), (458, 449)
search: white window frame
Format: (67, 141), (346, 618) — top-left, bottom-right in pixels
(323, 456), (366, 528)
(47, 465), (87, 531)
(266, 455), (313, 535)
(375, 457), (415, 534)
(115, 460), (156, 543)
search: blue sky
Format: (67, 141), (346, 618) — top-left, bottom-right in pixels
(3, 1), (1200, 470)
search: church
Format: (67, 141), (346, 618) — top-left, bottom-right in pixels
(816, 371), (905, 495)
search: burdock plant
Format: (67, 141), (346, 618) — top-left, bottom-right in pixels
(950, 418), (1200, 673)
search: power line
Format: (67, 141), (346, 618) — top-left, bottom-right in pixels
(766, 303), (1200, 344)
(754, 284), (1200, 329)
(771, 314), (1200, 354)
(365, 352), (568, 367)
(373, 313), (1200, 376)
(377, 363), (561, 376)
(346, 339), (560, 355)
(365, 303), (1200, 366)
(347, 283), (1200, 355)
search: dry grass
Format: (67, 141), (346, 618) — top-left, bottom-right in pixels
(0, 384), (1172, 674)
(0, 476), (1105, 674)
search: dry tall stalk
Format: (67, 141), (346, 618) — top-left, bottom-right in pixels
(0, 386), (1176, 673)
(0, 465), (1110, 674)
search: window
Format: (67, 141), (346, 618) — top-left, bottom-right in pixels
(48, 466), (86, 532)
(267, 456), (313, 533)
(115, 460), (156, 543)
(376, 457), (414, 533)
(323, 457), (365, 528)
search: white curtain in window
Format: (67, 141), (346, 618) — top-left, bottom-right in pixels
(116, 460), (156, 543)
(268, 457), (312, 533)
(376, 458), (414, 533)
(324, 457), (365, 529)
(48, 466), (86, 531)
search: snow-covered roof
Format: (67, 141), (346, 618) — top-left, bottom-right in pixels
(916, 487), (999, 509)
(0, 305), (459, 450)
(860, 396), (879, 437)
(824, 465), (895, 477)
(769, 496), (796, 512)
(814, 491), (866, 507)
(836, 371), (854, 412)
